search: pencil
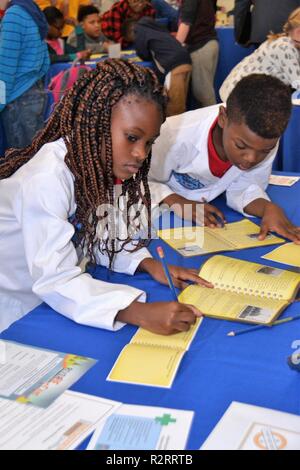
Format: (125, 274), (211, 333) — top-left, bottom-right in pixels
(156, 246), (178, 301)
(227, 314), (300, 336)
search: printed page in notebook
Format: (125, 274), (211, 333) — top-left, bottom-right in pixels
(179, 284), (287, 324)
(157, 219), (284, 257)
(107, 319), (202, 388)
(199, 255), (300, 301)
(179, 255), (300, 324)
(207, 219), (284, 250)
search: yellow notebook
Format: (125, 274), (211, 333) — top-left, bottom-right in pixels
(179, 255), (300, 325)
(107, 318), (202, 388)
(262, 243), (300, 268)
(157, 219), (284, 257)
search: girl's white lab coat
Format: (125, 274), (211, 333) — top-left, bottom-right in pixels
(149, 104), (278, 214)
(0, 139), (151, 333)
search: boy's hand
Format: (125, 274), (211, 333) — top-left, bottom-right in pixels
(203, 202), (226, 227)
(259, 203), (300, 243)
(117, 300), (203, 335)
(139, 258), (213, 290)
(163, 194), (226, 227)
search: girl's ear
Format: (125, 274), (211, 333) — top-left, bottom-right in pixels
(217, 105), (228, 130)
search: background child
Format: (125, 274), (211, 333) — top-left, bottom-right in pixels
(122, 16), (191, 116)
(0, 0), (50, 149)
(67, 4), (111, 54)
(56, 0), (91, 38)
(149, 74), (300, 243)
(220, 7), (300, 102)
(0, 59), (210, 334)
(44, 6), (91, 63)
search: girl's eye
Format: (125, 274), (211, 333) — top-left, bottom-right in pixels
(127, 135), (138, 143)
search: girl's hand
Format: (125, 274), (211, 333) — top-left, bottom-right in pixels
(139, 258), (213, 290)
(117, 300), (202, 335)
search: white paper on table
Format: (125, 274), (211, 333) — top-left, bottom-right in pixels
(200, 402), (300, 450)
(108, 43), (121, 58)
(269, 175), (300, 186)
(0, 390), (121, 450)
(87, 404), (194, 450)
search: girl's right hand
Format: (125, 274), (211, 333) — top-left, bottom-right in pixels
(116, 301), (202, 335)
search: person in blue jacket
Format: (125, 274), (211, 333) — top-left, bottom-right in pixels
(0, 0), (50, 149)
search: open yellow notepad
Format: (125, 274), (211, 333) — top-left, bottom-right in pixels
(107, 318), (202, 388)
(179, 255), (300, 325)
(157, 219), (284, 257)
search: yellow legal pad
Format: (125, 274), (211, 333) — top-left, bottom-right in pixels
(157, 219), (284, 257)
(179, 255), (300, 325)
(107, 318), (202, 388)
(262, 243), (300, 268)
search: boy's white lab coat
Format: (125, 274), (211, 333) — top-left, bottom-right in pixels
(0, 139), (151, 333)
(149, 105), (278, 214)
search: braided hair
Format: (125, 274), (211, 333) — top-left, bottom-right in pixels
(0, 59), (167, 267)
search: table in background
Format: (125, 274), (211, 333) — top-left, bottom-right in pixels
(1, 175), (300, 450)
(46, 51), (153, 86)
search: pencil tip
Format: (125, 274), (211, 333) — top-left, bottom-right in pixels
(227, 332), (235, 336)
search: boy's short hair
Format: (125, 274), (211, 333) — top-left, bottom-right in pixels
(43, 6), (63, 25)
(226, 74), (292, 139)
(77, 5), (99, 23)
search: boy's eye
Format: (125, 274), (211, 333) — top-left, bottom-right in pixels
(235, 143), (246, 150)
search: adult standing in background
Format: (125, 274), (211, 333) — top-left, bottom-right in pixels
(235, 0), (300, 46)
(176, 0), (219, 107)
(0, 0), (50, 149)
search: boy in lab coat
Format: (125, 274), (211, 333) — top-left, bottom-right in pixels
(149, 74), (300, 243)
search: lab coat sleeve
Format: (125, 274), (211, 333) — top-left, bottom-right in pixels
(16, 171), (146, 331)
(94, 244), (152, 275)
(226, 145), (278, 215)
(149, 121), (183, 205)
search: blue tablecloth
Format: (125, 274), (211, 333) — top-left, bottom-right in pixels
(215, 27), (254, 102)
(46, 51), (153, 86)
(1, 174), (300, 450)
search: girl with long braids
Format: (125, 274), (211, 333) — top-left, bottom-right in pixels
(0, 59), (211, 335)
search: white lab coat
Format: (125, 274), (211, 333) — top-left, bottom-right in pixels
(149, 105), (278, 214)
(0, 139), (151, 333)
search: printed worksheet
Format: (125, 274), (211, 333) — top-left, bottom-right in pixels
(201, 402), (300, 450)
